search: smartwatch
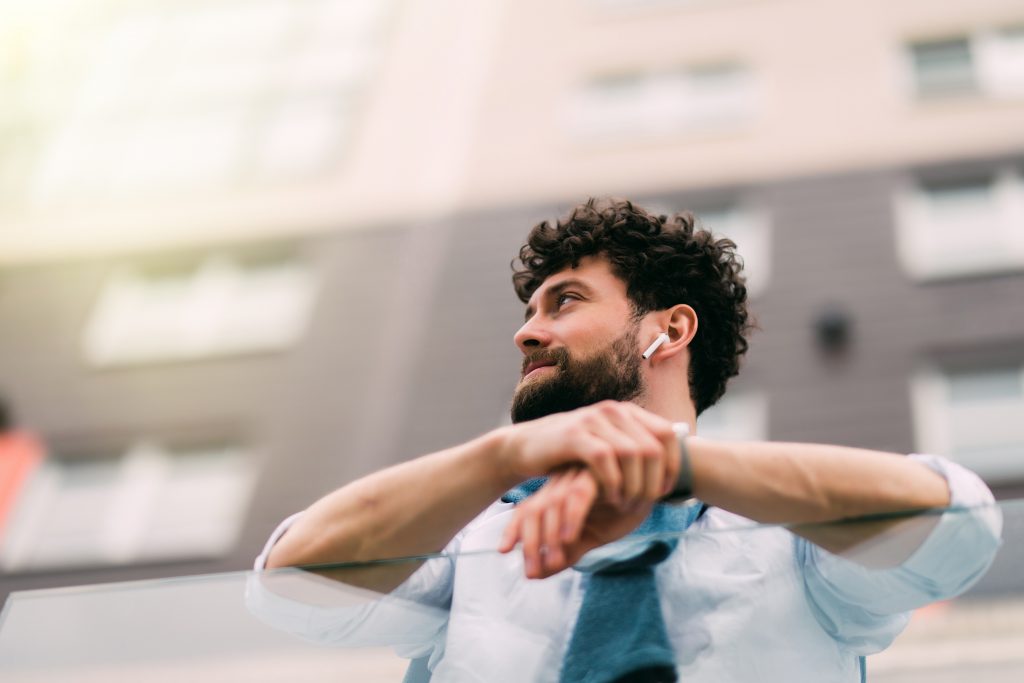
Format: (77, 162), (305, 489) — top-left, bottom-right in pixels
(662, 422), (695, 503)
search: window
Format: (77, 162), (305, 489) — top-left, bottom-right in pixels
(976, 25), (1024, 98)
(696, 391), (768, 441)
(83, 250), (318, 366)
(0, 441), (258, 571)
(894, 165), (1024, 280)
(10, 0), (395, 207)
(909, 38), (976, 97)
(646, 200), (771, 297)
(258, 97), (351, 178)
(908, 27), (1024, 100)
(911, 363), (1024, 483)
(565, 63), (756, 140)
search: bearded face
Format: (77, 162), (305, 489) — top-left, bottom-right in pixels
(510, 323), (645, 423)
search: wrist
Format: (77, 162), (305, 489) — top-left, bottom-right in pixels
(685, 437), (737, 502)
(481, 425), (525, 490)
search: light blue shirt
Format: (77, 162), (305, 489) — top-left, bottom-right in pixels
(247, 454), (1002, 682)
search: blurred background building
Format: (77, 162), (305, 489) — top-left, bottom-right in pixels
(1, 0), (1023, 674)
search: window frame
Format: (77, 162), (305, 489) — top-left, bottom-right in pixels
(910, 362), (1024, 484)
(893, 163), (1024, 281)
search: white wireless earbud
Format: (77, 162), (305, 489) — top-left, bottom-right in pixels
(642, 332), (671, 360)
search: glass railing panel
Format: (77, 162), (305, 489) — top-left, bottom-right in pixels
(0, 499), (1020, 681)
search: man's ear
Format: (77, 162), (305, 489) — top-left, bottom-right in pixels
(652, 305), (698, 361)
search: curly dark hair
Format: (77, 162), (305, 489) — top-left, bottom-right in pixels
(512, 197), (752, 415)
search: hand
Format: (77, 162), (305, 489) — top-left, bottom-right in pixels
(497, 467), (654, 579)
(497, 401), (681, 507)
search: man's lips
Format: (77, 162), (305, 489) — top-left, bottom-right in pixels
(522, 360), (557, 378)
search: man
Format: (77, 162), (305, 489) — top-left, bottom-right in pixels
(253, 198), (1001, 682)
(0, 395), (46, 537)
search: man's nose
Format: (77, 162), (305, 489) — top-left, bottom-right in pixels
(514, 316), (552, 353)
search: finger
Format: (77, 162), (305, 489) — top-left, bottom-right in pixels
(584, 420), (641, 505)
(624, 405), (680, 496)
(617, 416), (668, 501)
(641, 453), (664, 501)
(520, 503), (542, 578)
(498, 509), (521, 553)
(562, 470), (598, 542)
(539, 476), (571, 568)
(562, 542), (590, 570)
(661, 431), (681, 498)
(611, 435), (642, 505)
(574, 434), (622, 507)
(541, 503), (565, 574)
(593, 407), (655, 503)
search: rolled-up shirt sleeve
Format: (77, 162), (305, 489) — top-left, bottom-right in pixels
(797, 454), (1003, 654)
(244, 512), (457, 662)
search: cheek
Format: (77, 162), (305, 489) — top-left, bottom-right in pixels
(564, 315), (620, 344)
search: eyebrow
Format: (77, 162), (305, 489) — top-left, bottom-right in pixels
(524, 278), (593, 321)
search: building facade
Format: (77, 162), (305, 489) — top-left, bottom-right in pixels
(1, 0), (1023, 603)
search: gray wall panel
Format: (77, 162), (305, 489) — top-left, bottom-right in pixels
(391, 207), (556, 461)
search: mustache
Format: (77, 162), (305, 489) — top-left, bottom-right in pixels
(521, 348), (570, 376)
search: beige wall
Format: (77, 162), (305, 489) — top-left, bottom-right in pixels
(461, 0), (1024, 207)
(1, 0), (1022, 264)
(0, 0), (506, 264)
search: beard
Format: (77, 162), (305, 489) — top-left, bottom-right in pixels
(510, 324), (645, 424)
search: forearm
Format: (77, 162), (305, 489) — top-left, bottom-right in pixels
(266, 429), (513, 570)
(689, 439), (951, 525)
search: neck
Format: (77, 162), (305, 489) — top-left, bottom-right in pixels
(635, 352), (699, 432)
(636, 388), (698, 435)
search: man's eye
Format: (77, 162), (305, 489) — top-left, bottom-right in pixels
(556, 293), (579, 308)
